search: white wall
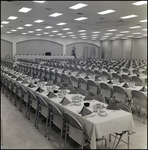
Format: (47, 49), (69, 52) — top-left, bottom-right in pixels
(1, 33), (100, 58)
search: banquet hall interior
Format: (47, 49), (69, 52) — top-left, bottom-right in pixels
(1, 1), (147, 149)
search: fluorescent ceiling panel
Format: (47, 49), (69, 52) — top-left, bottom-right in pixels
(1, 21), (9, 24)
(11, 29), (17, 32)
(45, 26), (53, 28)
(6, 31), (11, 33)
(56, 22), (67, 25)
(132, 32), (141, 34)
(43, 32), (49, 34)
(69, 3), (88, 10)
(116, 34), (124, 36)
(143, 29), (147, 31)
(78, 30), (86, 32)
(28, 31), (34, 33)
(97, 9), (115, 15)
(62, 28), (71, 30)
(8, 16), (18, 20)
(34, 20), (44, 23)
(105, 33), (112, 35)
(120, 15), (137, 19)
(129, 26), (141, 29)
(33, 1), (46, 3)
(120, 31), (130, 33)
(49, 13), (63, 17)
(35, 29), (42, 31)
(107, 29), (117, 31)
(92, 31), (100, 33)
(74, 17), (88, 21)
(18, 7), (32, 13)
(139, 20), (147, 22)
(49, 35), (54, 36)
(132, 1), (147, 6)
(24, 24), (32, 26)
(22, 33), (27, 34)
(17, 27), (24, 29)
(66, 32), (73, 34)
(52, 30), (59, 32)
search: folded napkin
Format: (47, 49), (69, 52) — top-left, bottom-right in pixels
(59, 97), (71, 105)
(140, 86), (147, 92)
(69, 88), (78, 94)
(106, 102), (120, 110)
(127, 72), (131, 75)
(83, 94), (93, 101)
(85, 76), (89, 79)
(47, 92), (57, 98)
(11, 75), (17, 78)
(136, 74), (140, 77)
(78, 106), (92, 116)
(93, 94), (105, 103)
(16, 76), (23, 81)
(21, 79), (29, 84)
(36, 87), (44, 93)
(107, 80), (113, 84)
(122, 82), (129, 88)
(27, 83), (36, 88)
(68, 72), (72, 75)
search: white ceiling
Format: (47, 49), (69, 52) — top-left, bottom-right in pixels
(1, 1), (147, 41)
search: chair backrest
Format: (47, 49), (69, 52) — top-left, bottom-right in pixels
(36, 95), (48, 107)
(78, 77), (87, 91)
(102, 71), (111, 80)
(131, 76), (143, 86)
(61, 74), (70, 85)
(100, 82), (113, 98)
(122, 74), (131, 82)
(131, 90), (147, 109)
(116, 103), (132, 113)
(132, 69), (140, 75)
(49, 103), (63, 117)
(94, 70), (102, 77)
(87, 80), (98, 95)
(64, 113), (83, 131)
(113, 86), (128, 103)
(70, 75), (79, 88)
(27, 90), (37, 101)
(112, 73), (122, 81)
(50, 70), (56, 81)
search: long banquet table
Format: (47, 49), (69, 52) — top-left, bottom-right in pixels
(1, 67), (136, 149)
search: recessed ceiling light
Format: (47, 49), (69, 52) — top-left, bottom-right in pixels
(1, 25), (3, 27)
(143, 29), (147, 31)
(8, 16), (18, 20)
(62, 28), (71, 30)
(127, 35), (134, 37)
(105, 33), (112, 35)
(120, 15), (137, 19)
(116, 34), (124, 36)
(78, 30), (86, 32)
(57, 33), (63, 35)
(56, 22), (67, 25)
(11, 29), (17, 32)
(81, 36), (87, 37)
(92, 31), (100, 33)
(24, 24), (32, 26)
(1, 21), (9, 24)
(69, 35), (75, 36)
(49, 13), (63, 17)
(74, 17), (88, 21)
(18, 7), (32, 13)
(69, 3), (88, 10)
(43, 32), (49, 34)
(120, 31), (130, 33)
(49, 35), (54, 37)
(22, 33), (27, 34)
(72, 37), (77, 38)
(33, 1), (46, 3)
(6, 31), (11, 33)
(132, 32), (141, 34)
(36, 34), (41, 36)
(35, 29), (42, 31)
(34, 20), (44, 23)
(45, 26), (53, 28)
(17, 27), (24, 29)
(132, 1), (147, 6)
(52, 30), (59, 32)
(79, 33), (87, 35)
(66, 32), (73, 34)
(61, 36), (66, 38)
(107, 29), (117, 31)
(139, 20), (147, 22)
(97, 9), (115, 15)
(129, 26), (141, 29)
(92, 34), (99, 36)
(28, 31), (34, 33)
